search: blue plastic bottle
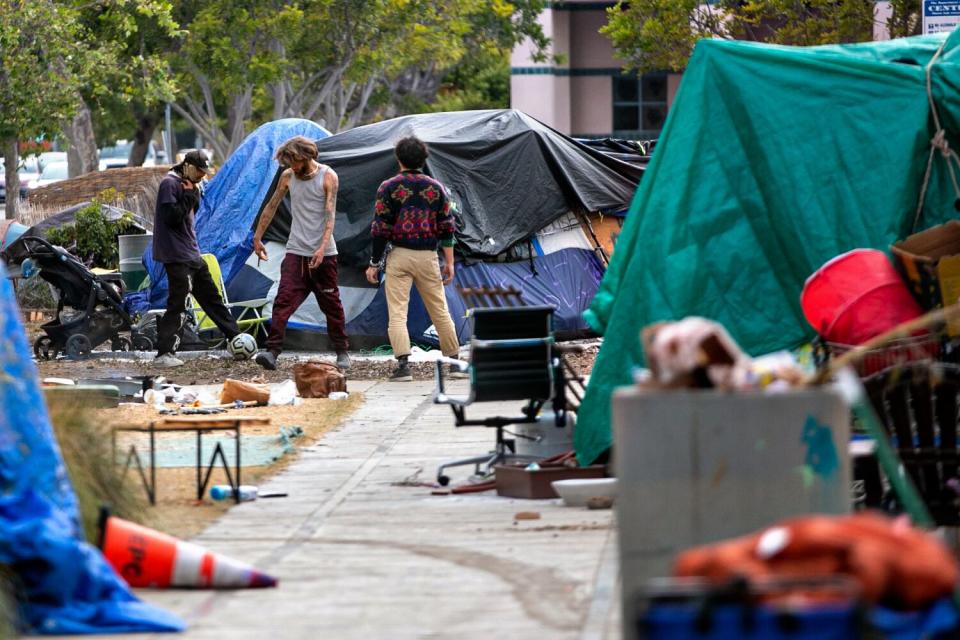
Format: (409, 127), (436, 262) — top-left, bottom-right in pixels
(209, 485), (258, 501)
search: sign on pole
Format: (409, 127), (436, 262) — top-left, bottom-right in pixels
(924, 0), (960, 35)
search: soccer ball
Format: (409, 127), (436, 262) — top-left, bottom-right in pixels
(228, 333), (257, 360)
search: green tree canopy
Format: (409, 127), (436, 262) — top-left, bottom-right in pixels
(0, 1), (86, 142)
(602, 0), (921, 74)
(172, 0), (550, 160)
(76, 0), (181, 163)
(0, 0), (90, 218)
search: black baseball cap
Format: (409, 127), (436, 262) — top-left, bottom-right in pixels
(183, 150), (212, 174)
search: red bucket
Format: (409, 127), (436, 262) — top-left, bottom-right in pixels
(801, 249), (924, 345)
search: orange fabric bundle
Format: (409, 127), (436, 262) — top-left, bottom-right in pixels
(220, 379), (270, 404)
(673, 512), (958, 609)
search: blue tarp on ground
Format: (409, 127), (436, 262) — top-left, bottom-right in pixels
(144, 118), (330, 308)
(0, 263), (184, 635)
(287, 247), (605, 346)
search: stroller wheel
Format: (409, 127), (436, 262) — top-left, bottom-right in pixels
(65, 334), (92, 360)
(111, 336), (133, 352)
(132, 335), (154, 351)
(33, 336), (56, 361)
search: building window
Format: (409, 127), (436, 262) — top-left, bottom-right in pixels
(612, 72), (667, 139)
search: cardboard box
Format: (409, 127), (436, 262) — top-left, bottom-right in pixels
(494, 463), (606, 499)
(891, 220), (960, 313)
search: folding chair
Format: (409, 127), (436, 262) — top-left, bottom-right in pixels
(135, 254), (269, 351)
(190, 253), (269, 346)
(432, 305), (572, 485)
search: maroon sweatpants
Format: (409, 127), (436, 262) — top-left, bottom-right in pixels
(266, 254), (349, 354)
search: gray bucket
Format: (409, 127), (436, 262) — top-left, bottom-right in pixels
(514, 412), (575, 458)
(118, 233), (152, 262)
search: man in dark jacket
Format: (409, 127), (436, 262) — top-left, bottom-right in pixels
(153, 151), (239, 367)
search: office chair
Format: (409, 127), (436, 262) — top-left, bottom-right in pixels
(433, 305), (571, 486)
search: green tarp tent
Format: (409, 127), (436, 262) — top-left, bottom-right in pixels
(576, 30), (960, 466)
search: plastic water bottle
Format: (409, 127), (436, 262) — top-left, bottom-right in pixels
(209, 485), (258, 502)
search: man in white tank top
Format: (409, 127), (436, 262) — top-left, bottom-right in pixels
(252, 136), (350, 371)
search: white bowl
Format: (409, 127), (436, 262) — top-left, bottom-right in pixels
(551, 478), (617, 507)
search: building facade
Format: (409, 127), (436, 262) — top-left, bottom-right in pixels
(509, 1), (682, 139)
(511, 2), (897, 139)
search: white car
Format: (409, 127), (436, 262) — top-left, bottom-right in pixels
(99, 140), (158, 170)
(38, 151), (67, 173)
(29, 160), (69, 188)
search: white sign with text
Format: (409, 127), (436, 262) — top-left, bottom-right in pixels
(924, 0), (960, 35)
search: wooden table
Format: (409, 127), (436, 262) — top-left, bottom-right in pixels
(113, 415), (270, 505)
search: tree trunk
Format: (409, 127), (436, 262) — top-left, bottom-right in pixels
(3, 139), (19, 221)
(62, 100), (99, 177)
(129, 112), (160, 166)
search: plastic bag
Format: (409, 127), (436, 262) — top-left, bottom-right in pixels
(269, 380), (298, 406)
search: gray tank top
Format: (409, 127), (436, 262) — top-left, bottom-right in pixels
(286, 165), (338, 257)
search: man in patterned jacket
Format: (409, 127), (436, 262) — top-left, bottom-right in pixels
(365, 136), (464, 382)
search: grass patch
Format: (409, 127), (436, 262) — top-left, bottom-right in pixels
(47, 397), (148, 542)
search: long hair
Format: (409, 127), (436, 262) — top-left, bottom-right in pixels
(275, 136), (318, 166)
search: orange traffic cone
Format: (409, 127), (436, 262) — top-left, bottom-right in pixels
(99, 514), (277, 589)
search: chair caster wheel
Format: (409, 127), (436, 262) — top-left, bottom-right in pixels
(437, 475), (450, 487)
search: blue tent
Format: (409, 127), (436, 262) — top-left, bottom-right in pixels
(0, 263), (184, 634)
(144, 118), (330, 308)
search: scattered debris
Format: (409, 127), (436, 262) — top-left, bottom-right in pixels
(586, 496), (614, 510)
(514, 511), (541, 521)
(639, 317), (805, 391)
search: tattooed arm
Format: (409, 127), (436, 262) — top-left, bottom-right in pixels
(310, 168), (338, 269)
(252, 169), (293, 261)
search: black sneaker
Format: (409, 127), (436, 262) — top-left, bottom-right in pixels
(389, 364), (413, 382)
(255, 351), (277, 371)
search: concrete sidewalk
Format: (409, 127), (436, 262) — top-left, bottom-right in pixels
(103, 380), (621, 639)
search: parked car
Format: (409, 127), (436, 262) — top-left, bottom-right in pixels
(98, 140), (158, 170)
(9, 155), (41, 185)
(0, 157), (37, 203)
(37, 151), (67, 173)
(0, 176), (25, 203)
(28, 160), (69, 188)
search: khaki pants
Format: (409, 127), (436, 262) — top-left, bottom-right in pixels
(385, 247), (460, 358)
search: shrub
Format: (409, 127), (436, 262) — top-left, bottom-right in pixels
(45, 189), (142, 269)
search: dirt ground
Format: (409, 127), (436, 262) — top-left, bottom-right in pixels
(27, 315), (600, 385)
(100, 393), (363, 539)
(35, 352), (446, 385)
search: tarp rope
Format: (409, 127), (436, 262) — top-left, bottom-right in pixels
(914, 39), (960, 232)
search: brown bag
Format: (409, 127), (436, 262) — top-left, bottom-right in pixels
(220, 378), (270, 404)
(292, 362), (347, 398)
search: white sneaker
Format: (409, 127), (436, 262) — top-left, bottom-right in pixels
(446, 364), (469, 379)
(154, 353), (184, 367)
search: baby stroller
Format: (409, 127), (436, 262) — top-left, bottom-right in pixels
(18, 236), (136, 360)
